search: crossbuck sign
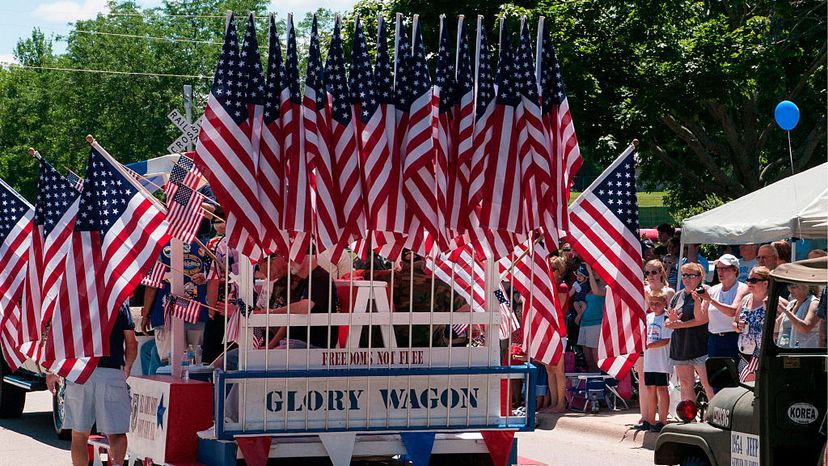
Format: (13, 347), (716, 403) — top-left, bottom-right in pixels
(167, 109), (202, 153)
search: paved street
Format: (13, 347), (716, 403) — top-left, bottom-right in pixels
(0, 392), (654, 465)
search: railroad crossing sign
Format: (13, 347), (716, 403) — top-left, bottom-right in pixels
(167, 109), (202, 153)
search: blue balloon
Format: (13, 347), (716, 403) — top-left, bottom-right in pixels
(774, 100), (800, 131)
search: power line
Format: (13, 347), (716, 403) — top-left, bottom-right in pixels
(0, 62), (208, 79)
(72, 29), (222, 45)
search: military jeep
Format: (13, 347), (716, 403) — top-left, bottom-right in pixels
(655, 257), (827, 466)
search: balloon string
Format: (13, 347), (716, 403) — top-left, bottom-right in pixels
(787, 130), (795, 176)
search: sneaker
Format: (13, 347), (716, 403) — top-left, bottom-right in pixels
(650, 422), (665, 433)
(632, 421), (651, 431)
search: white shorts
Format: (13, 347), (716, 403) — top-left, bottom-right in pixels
(63, 367), (131, 434)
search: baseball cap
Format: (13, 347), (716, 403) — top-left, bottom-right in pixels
(715, 254), (740, 269)
(576, 264), (588, 276)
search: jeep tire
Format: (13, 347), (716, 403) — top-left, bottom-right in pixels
(52, 377), (71, 440)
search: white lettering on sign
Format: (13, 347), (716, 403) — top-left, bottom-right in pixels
(711, 406), (731, 428)
(731, 431), (760, 466)
(787, 402), (818, 425)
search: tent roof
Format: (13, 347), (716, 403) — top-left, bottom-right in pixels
(681, 163), (828, 245)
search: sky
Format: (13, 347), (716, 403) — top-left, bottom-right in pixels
(0, 0), (359, 64)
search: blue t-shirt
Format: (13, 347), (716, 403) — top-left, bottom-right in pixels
(149, 240), (210, 327)
(580, 293), (606, 327)
(99, 304), (135, 369)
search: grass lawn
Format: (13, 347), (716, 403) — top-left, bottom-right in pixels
(569, 191), (665, 207)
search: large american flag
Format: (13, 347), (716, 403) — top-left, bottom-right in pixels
(448, 17), (475, 236)
(426, 243), (486, 335)
(304, 15), (339, 256)
(501, 240), (566, 365)
(0, 179), (34, 371)
(478, 22), (525, 258)
(42, 144), (169, 383)
(569, 143), (644, 379)
(401, 18), (438, 253)
(282, 15), (313, 261)
(258, 14), (288, 257)
(194, 13), (261, 262)
(21, 157), (81, 360)
(351, 16), (389, 243)
(539, 18), (582, 235)
(165, 183), (205, 243)
(514, 21), (554, 242)
(433, 17), (458, 251)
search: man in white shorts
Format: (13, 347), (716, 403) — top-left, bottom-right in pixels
(48, 304), (138, 466)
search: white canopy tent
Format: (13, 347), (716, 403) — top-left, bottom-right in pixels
(681, 162), (828, 245)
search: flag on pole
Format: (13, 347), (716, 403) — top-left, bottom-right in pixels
(167, 295), (201, 324)
(258, 14), (289, 257)
(21, 157), (81, 360)
(65, 171), (84, 191)
(141, 260), (167, 289)
(568, 143), (644, 379)
(539, 19), (581, 235)
(164, 154), (203, 200)
(0, 179), (34, 370)
(193, 12), (261, 262)
(352, 16), (391, 238)
(494, 286), (520, 341)
(434, 16), (458, 251)
(401, 17), (438, 253)
(448, 17), (475, 235)
(165, 184), (206, 243)
(282, 15), (313, 261)
(42, 144), (170, 383)
(502, 239), (566, 365)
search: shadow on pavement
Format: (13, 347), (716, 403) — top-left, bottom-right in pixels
(0, 411), (70, 450)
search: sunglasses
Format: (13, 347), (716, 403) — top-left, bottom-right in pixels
(746, 277), (768, 284)
(644, 270), (660, 276)
(681, 273), (701, 278)
(561, 248), (572, 252)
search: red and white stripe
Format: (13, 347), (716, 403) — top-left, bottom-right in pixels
(141, 260), (167, 289)
(169, 296), (201, 324)
(0, 200), (34, 370)
(426, 243), (487, 333)
(166, 186), (205, 243)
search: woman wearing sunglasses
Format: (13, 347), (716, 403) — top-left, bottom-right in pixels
(776, 283), (821, 348)
(732, 266), (770, 382)
(666, 262), (715, 403)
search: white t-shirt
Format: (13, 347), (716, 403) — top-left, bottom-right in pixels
(738, 258), (757, 282)
(644, 313), (673, 373)
(707, 281), (748, 333)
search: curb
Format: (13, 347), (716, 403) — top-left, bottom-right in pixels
(533, 411), (659, 450)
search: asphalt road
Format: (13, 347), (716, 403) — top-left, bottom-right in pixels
(0, 391), (654, 465)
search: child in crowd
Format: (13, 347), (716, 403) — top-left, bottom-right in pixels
(569, 264), (591, 317)
(638, 289), (673, 432)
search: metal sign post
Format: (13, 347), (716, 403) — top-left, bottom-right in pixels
(167, 85), (201, 154)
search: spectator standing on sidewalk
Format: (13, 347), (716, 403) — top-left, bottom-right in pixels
(704, 254), (748, 362)
(578, 263), (607, 372)
(636, 289), (673, 432)
(737, 244), (759, 282)
(47, 304), (137, 466)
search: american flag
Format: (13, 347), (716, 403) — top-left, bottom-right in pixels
(193, 12), (261, 262)
(401, 17), (438, 252)
(352, 16), (390, 239)
(433, 17), (458, 251)
(740, 355), (759, 382)
(425, 243), (486, 335)
(258, 14), (289, 257)
(21, 157), (81, 360)
(165, 184), (206, 243)
(569, 143), (644, 379)
(306, 16), (341, 256)
(494, 286), (520, 341)
(42, 144), (169, 383)
(479, 22), (523, 242)
(282, 15), (313, 261)
(502, 239), (566, 365)
(448, 17), (475, 236)
(514, 21), (554, 242)
(167, 295), (201, 324)
(224, 301), (240, 344)
(164, 154), (202, 200)
(539, 18), (581, 235)
(0, 179), (34, 371)
(141, 260), (167, 289)
(65, 170), (85, 191)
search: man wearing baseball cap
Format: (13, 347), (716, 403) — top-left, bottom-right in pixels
(698, 254), (749, 362)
